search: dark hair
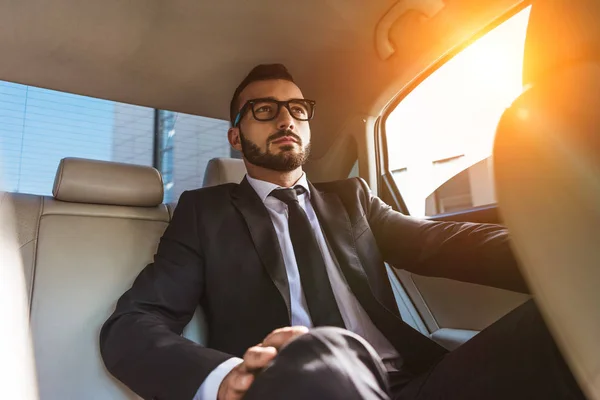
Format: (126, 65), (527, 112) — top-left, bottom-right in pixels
(229, 64), (295, 125)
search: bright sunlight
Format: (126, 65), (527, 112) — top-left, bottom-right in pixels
(386, 7), (531, 217)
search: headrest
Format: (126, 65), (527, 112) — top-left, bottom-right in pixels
(523, 0), (600, 86)
(53, 158), (164, 207)
(203, 158), (247, 187)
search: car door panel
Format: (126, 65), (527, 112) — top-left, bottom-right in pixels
(382, 180), (529, 349)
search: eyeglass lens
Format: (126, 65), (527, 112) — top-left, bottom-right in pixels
(252, 100), (313, 121)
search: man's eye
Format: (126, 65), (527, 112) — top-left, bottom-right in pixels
(256, 106), (272, 113)
(291, 106), (307, 115)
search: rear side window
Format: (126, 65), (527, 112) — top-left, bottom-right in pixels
(156, 111), (231, 203)
(0, 82), (232, 202)
(383, 7), (531, 217)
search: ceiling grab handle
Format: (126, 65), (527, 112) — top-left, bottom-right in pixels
(375, 0), (445, 61)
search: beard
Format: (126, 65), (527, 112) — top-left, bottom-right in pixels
(239, 128), (311, 172)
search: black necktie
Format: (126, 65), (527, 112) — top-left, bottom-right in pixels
(270, 186), (345, 328)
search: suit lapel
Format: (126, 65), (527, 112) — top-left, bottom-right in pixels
(308, 182), (400, 317)
(231, 177), (291, 320)
(308, 182), (369, 289)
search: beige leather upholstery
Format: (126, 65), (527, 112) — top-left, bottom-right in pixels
(53, 158), (164, 207)
(31, 199), (169, 400)
(202, 157), (247, 188)
(494, 1), (600, 398)
(1, 193), (42, 304)
(9, 158), (183, 399)
(0, 191), (39, 399)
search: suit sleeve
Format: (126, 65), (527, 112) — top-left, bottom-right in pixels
(99, 191), (233, 400)
(360, 179), (529, 293)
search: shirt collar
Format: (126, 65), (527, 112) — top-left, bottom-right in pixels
(246, 172), (310, 203)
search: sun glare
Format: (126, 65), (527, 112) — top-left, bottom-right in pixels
(386, 7), (531, 216)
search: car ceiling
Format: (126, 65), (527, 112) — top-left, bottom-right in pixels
(0, 0), (522, 159)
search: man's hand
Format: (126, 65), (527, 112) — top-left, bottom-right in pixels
(217, 326), (309, 400)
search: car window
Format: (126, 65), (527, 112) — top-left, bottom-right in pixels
(0, 81), (232, 203)
(156, 111), (232, 203)
(384, 7), (531, 217)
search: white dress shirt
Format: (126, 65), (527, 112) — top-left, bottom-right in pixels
(195, 173), (399, 400)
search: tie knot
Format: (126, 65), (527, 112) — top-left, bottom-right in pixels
(270, 186), (306, 204)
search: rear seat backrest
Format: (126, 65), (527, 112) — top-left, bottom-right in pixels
(8, 158), (175, 400)
(4, 193), (42, 304)
(202, 157), (247, 188)
(0, 191), (39, 399)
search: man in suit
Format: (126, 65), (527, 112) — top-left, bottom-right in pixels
(100, 64), (585, 400)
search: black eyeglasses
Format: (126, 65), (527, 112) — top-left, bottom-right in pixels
(233, 98), (316, 127)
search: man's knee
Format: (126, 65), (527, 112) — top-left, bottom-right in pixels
(294, 327), (382, 362)
(244, 327), (389, 400)
(281, 327), (388, 391)
(288, 326), (369, 351)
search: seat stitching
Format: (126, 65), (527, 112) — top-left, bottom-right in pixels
(29, 196), (43, 315)
(19, 238), (36, 250)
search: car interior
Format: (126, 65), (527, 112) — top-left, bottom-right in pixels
(0, 0), (598, 399)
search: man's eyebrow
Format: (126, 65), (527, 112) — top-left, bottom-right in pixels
(253, 96), (305, 101)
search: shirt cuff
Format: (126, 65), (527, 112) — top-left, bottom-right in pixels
(193, 357), (244, 400)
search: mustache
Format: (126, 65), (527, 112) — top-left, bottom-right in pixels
(268, 129), (302, 144)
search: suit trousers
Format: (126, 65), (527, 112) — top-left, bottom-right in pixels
(244, 300), (586, 400)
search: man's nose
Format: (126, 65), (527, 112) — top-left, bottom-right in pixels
(276, 106), (295, 131)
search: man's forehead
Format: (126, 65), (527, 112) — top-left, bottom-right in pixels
(238, 79), (304, 105)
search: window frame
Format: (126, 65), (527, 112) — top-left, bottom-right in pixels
(377, 1), (531, 218)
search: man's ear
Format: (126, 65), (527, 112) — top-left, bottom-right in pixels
(228, 127), (243, 152)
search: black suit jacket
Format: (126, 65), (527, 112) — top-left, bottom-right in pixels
(100, 177), (527, 400)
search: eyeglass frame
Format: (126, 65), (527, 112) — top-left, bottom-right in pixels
(233, 98), (316, 127)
